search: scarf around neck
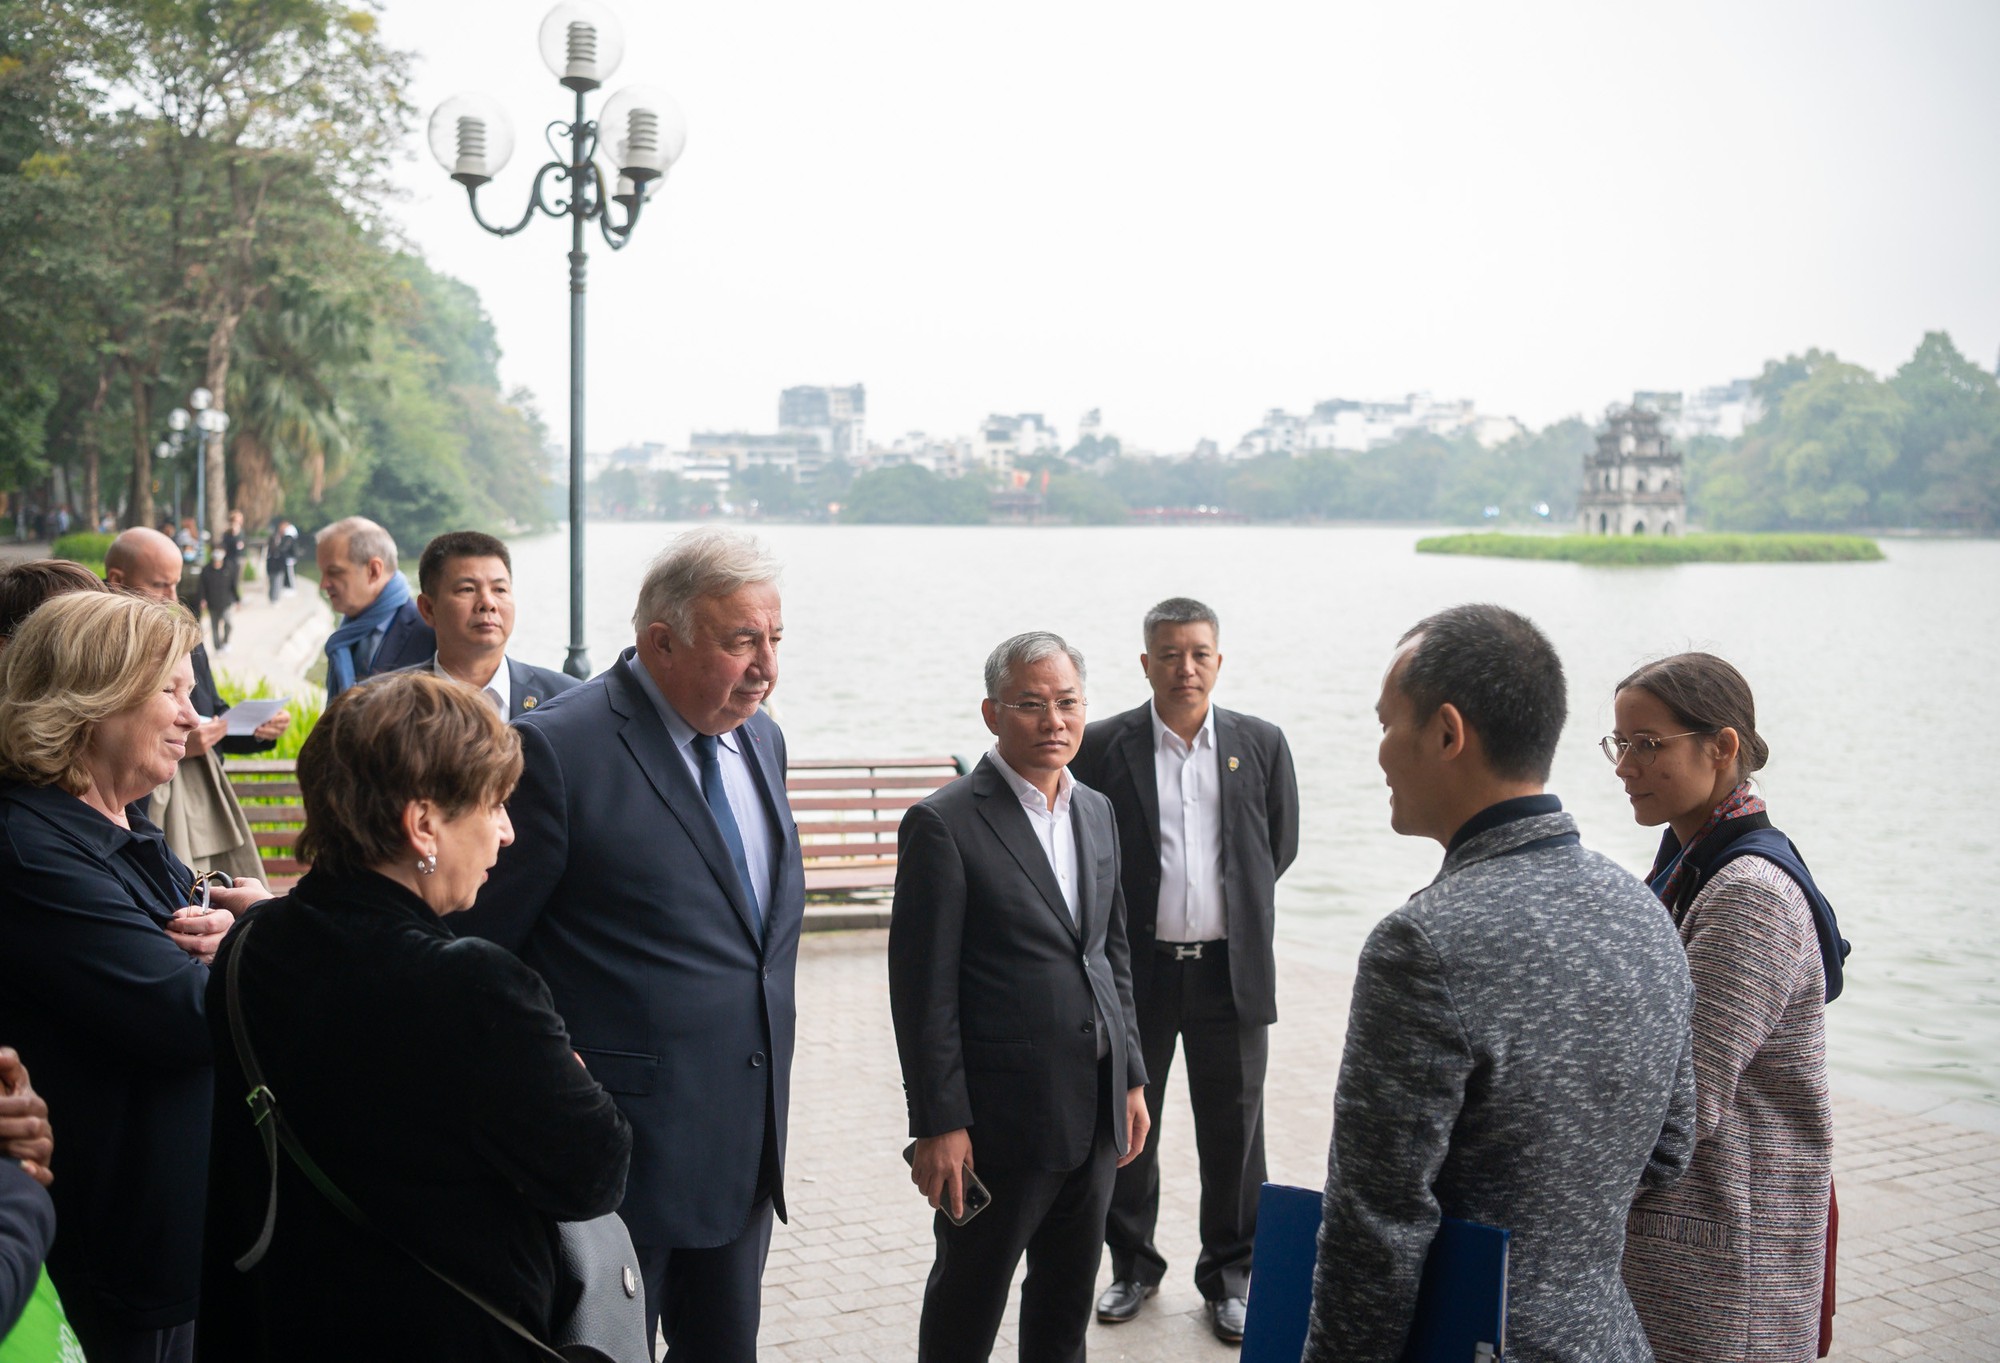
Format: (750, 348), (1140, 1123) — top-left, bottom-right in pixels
(1648, 779), (1767, 906)
(324, 570), (413, 696)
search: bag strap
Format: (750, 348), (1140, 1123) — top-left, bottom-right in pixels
(223, 916), (570, 1362)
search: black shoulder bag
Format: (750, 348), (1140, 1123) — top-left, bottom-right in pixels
(225, 916), (650, 1363)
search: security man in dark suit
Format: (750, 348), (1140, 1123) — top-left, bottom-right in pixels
(1073, 597), (1299, 1344)
(889, 631), (1150, 1363)
(456, 528), (804, 1363)
(402, 530), (577, 719)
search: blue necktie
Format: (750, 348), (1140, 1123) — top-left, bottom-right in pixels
(694, 732), (760, 932)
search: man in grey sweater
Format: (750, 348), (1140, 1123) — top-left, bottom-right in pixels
(1306, 604), (1696, 1363)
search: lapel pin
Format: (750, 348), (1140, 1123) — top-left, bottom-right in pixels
(1228, 756), (1239, 772)
(523, 695), (537, 709)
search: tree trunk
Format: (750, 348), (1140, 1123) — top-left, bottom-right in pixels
(234, 430), (281, 528)
(202, 316), (239, 541)
(80, 370), (109, 528)
(127, 372), (154, 529)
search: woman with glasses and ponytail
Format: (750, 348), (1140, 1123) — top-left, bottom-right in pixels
(1604, 653), (1844, 1363)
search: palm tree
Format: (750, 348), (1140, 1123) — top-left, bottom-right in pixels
(227, 285), (373, 525)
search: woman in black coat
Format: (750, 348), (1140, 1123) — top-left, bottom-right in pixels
(0, 592), (260, 1363)
(197, 671), (632, 1363)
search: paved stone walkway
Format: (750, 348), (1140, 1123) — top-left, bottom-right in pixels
(768, 930), (2000, 1361)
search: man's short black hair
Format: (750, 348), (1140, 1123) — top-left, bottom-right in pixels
(418, 531), (512, 598)
(1395, 603), (1567, 782)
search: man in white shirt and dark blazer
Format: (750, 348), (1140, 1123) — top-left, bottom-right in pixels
(1071, 597), (1299, 1344)
(401, 530), (577, 718)
(889, 631), (1151, 1363)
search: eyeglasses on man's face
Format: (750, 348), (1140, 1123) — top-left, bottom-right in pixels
(1599, 731), (1712, 767)
(996, 698), (1085, 719)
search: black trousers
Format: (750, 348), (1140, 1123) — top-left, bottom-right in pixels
(636, 1199), (775, 1363)
(1105, 942), (1268, 1300)
(917, 1069), (1117, 1363)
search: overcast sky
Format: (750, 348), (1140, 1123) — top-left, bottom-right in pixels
(380, 0), (2000, 455)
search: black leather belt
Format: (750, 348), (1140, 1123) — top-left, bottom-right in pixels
(1156, 939), (1226, 960)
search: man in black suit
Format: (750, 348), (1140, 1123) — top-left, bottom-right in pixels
(314, 515), (434, 696)
(1074, 597), (1299, 1344)
(403, 530), (577, 719)
(456, 528), (803, 1363)
(889, 631), (1150, 1363)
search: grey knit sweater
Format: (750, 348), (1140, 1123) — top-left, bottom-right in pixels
(1305, 809), (1697, 1363)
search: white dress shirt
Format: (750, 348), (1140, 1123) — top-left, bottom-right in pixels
(988, 747), (1080, 924)
(433, 652), (511, 715)
(1152, 701), (1225, 942)
(627, 655), (776, 917)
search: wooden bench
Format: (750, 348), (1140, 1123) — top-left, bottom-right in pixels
(225, 755), (968, 923)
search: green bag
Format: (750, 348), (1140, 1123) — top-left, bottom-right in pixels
(0, 1266), (83, 1363)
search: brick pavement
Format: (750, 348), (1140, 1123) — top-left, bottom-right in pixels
(766, 929), (2000, 1361)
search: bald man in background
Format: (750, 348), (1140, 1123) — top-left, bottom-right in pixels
(103, 529), (289, 877)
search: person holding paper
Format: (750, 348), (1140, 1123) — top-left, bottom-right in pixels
(1304, 604), (1697, 1363)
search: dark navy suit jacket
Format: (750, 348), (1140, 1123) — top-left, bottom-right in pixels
(360, 600), (435, 682)
(455, 649), (805, 1250)
(395, 655), (579, 721)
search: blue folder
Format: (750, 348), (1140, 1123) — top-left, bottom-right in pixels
(1241, 1182), (1510, 1363)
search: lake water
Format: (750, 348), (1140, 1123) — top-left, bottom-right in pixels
(507, 522), (2000, 1115)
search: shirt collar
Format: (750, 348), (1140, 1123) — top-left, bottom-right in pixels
(433, 653), (512, 714)
(624, 653), (742, 755)
(1447, 793), (1563, 852)
(1149, 700), (1215, 754)
(988, 746), (1072, 816)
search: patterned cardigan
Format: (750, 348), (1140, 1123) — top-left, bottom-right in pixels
(1623, 855), (1833, 1363)
(1305, 810), (1697, 1363)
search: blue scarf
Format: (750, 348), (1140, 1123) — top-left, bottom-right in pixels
(324, 571), (413, 697)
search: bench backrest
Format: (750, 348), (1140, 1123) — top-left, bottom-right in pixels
(225, 754), (968, 899)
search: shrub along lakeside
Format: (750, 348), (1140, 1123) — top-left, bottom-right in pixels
(1415, 532), (1885, 565)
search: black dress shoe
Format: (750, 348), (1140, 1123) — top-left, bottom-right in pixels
(1095, 1280), (1156, 1323)
(1206, 1296), (1247, 1344)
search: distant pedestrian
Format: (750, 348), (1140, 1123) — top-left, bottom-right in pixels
(1075, 597), (1299, 1345)
(265, 520), (299, 601)
(1609, 654), (1837, 1363)
(314, 516), (434, 698)
(1304, 604), (1696, 1363)
(198, 546), (238, 652)
(220, 510), (248, 579)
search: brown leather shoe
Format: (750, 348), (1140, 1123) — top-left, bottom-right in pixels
(1095, 1280), (1156, 1323)
(1206, 1295), (1247, 1344)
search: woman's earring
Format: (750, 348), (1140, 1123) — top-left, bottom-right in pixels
(417, 853), (437, 876)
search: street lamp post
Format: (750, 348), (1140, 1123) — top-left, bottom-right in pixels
(428, 0), (686, 679)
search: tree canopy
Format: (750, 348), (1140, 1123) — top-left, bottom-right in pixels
(0, 0), (553, 549)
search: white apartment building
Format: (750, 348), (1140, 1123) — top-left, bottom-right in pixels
(1235, 393), (1521, 458)
(974, 413), (1060, 475)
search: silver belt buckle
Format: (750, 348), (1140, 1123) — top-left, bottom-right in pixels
(1172, 942), (1204, 961)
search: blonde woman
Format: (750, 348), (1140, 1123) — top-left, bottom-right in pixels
(0, 591), (267, 1363)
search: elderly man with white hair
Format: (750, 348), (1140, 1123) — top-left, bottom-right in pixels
(314, 515), (434, 696)
(456, 528), (806, 1363)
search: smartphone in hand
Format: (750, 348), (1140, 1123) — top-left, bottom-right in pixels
(902, 1141), (992, 1226)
